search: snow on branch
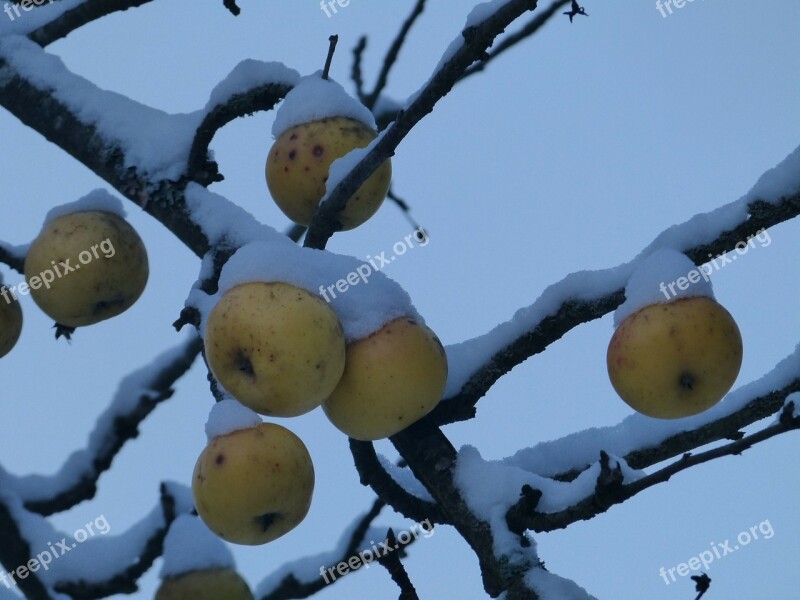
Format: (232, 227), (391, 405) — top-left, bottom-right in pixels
(255, 498), (425, 600)
(304, 0), (546, 250)
(27, 0), (155, 47)
(3, 334), (201, 516)
(433, 146), (800, 425)
(0, 241), (26, 273)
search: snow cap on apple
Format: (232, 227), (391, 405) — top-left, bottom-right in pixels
(41, 188), (126, 227)
(613, 247), (714, 328)
(195, 241), (421, 343)
(160, 514), (236, 578)
(205, 399), (262, 442)
(271, 72), (376, 138)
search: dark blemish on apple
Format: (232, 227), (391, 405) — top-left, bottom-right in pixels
(290, 133), (298, 141)
(288, 150), (297, 160)
(313, 145), (324, 157)
(679, 372), (695, 391)
(235, 350), (255, 379)
(215, 454), (225, 466)
(255, 512), (280, 532)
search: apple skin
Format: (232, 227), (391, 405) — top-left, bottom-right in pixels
(156, 568), (254, 600)
(24, 211), (148, 327)
(322, 317), (448, 441)
(265, 116), (392, 230)
(607, 296), (743, 419)
(205, 282), (345, 417)
(193, 423), (314, 546)
(0, 293), (22, 358)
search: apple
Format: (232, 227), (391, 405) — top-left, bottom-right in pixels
(265, 116), (392, 230)
(607, 296), (743, 419)
(192, 423), (314, 545)
(204, 281), (345, 417)
(24, 210), (148, 328)
(322, 317), (448, 440)
(156, 568), (253, 600)
(0, 290), (22, 358)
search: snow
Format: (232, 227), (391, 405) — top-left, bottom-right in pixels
(0, 482), (193, 589)
(0, 37), (301, 182)
(41, 189), (126, 228)
(205, 59), (299, 111)
(0, 0), (86, 36)
(322, 128), (387, 205)
(160, 514), (235, 578)
(7, 334), (199, 503)
(256, 517), (390, 596)
(743, 144), (800, 204)
(377, 454), (434, 502)
(183, 188), (422, 343)
(613, 248), (714, 328)
(774, 392), (800, 424)
(205, 399), (262, 442)
(526, 568), (600, 600)
(271, 72), (376, 139)
(503, 342), (800, 479)
(441, 146), (799, 400)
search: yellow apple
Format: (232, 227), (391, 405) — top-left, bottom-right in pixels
(204, 281), (345, 417)
(156, 568), (253, 600)
(322, 317), (448, 441)
(265, 116), (392, 230)
(24, 211), (148, 328)
(192, 423), (314, 545)
(0, 290), (22, 358)
(607, 296), (743, 419)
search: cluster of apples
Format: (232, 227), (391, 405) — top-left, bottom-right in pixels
(0, 208), (148, 353)
(191, 76), (447, 546)
(192, 281), (448, 546)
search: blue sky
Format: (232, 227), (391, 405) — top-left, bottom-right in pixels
(1, 1), (799, 598)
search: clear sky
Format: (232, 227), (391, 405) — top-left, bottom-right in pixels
(1, 1), (798, 599)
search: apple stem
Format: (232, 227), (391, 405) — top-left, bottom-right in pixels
(322, 35), (339, 80)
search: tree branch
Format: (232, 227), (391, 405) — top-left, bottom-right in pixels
(0, 498), (54, 600)
(513, 403), (800, 533)
(431, 191), (800, 426)
(304, 0), (542, 249)
(15, 335), (202, 515)
(28, 0), (156, 47)
(0, 242), (25, 273)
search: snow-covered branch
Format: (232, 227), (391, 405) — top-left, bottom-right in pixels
(0, 241), (25, 273)
(3, 335), (201, 516)
(28, 0), (155, 47)
(434, 148), (800, 425)
(304, 0), (545, 249)
(507, 402), (800, 534)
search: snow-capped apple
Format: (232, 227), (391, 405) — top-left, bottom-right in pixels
(204, 281), (346, 417)
(0, 287), (22, 358)
(266, 116), (391, 230)
(24, 210), (148, 329)
(607, 296), (743, 419)
(156, 569), (253, 600)
(322, 317), (448, 440)
(193, 422), (314, 545)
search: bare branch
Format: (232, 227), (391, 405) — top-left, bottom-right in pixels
(363, 0), (426, 110)
(376, 529), (419, 600)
